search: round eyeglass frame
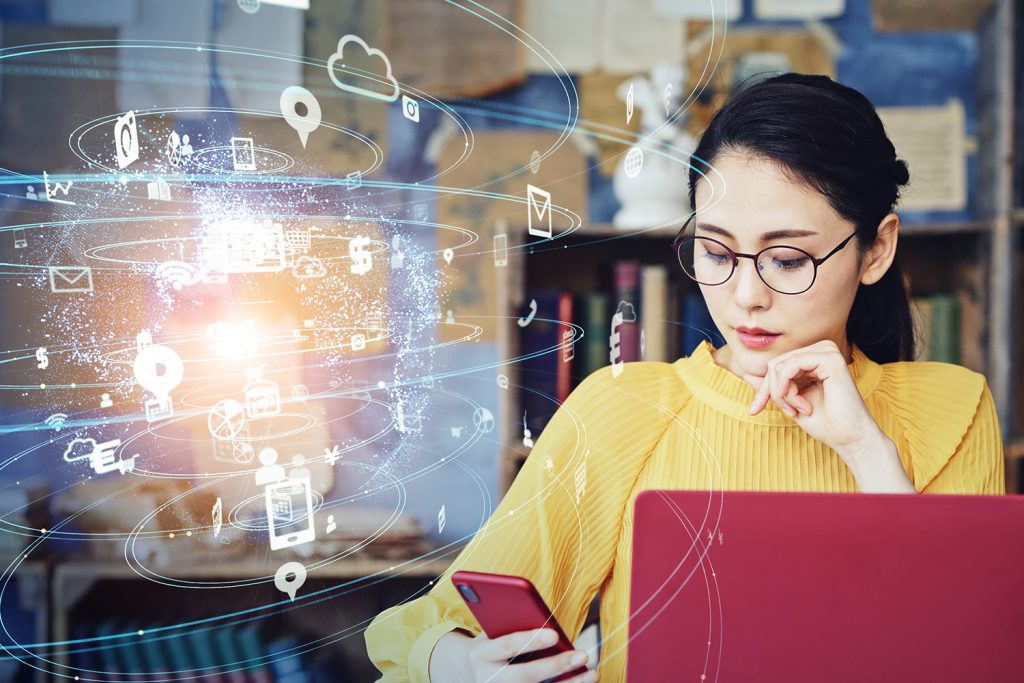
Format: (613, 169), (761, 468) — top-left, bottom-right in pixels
(671, 227), (859, 295)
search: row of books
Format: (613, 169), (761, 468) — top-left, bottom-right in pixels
(70, 623), (316, 683)
(517, 264), (966, 437)
(519, 261), (722, 436)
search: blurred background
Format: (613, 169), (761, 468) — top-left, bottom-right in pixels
(0, 0), (1020, 681)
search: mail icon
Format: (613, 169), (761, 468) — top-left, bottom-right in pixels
(527, 184), (552, 239)
(49, 266), (93, 293)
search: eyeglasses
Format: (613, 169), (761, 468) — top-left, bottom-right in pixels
(672, 228), (858, 295)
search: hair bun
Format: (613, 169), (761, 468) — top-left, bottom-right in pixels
(891, 158), (910, 186)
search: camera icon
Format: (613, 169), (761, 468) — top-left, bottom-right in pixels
(402, 95), (420, 123)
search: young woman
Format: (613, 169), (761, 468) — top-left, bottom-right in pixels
(364, 73), (1005, 683)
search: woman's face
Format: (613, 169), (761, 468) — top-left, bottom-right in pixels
(692, 151), (868, 378)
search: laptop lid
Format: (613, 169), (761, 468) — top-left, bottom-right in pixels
(627, 490), (1024, 681)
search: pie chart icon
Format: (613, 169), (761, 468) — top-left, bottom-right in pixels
(209, 399), (245, 441)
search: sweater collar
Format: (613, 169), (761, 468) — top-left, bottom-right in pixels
(673, 340), (883, 425)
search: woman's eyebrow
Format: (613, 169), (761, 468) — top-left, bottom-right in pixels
(695, 222), (819, 241)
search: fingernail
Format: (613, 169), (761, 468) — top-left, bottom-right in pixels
(541, 629), (558, 644)
(571, 651), (587, 666)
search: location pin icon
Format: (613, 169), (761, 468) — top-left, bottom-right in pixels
(274, 561), (307, 602)
(443, 248), (454, 265)
(280, 86), (322, 149)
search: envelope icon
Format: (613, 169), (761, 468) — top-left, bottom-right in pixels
(527, 184), (552, 238)
(49, 266), (93, 293)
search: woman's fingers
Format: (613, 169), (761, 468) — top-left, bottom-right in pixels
(479, 628), (557, 663)
(748, 374), (773, 414)
(511, 648), (591, 683)
(772, 353), (837, 416)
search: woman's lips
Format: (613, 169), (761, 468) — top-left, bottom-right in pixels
(735, 327), (781, 349)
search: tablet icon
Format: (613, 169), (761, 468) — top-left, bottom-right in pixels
(265, 478), (316, 551)
(517, 298), (537, 327)
(494, 232), (508, 267)
(526, 184), (552, 238)
(231, 136), (256, 171)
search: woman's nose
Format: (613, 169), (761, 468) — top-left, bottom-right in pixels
(731, 258), (772, 309)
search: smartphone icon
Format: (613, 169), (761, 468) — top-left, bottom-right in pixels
(494, 233), (508, 267)
(231, 136), (257, 171)
(265, 477), (316, 551)
(518, 298), (537, 327)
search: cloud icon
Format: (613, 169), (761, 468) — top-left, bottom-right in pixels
(63, 437), (98, 463)
(327, 34), (400, 103)
(616, 301), (637, 323)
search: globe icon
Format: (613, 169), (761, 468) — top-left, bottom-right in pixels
(237, 0), (260, 14)
(624, 146), (644, 178)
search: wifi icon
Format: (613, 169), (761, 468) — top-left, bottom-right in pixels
(155, 261), (198, 291)
(45, 413), (69, 431)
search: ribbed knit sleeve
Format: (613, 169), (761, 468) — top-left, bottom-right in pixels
(364, 362), (688, 682)
(871, 361), (1005, 494)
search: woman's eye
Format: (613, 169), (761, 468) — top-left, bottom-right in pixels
(771, 256), (810, 270)
(702, 250), (730, 264)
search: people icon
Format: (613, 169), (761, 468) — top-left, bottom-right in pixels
(25, 186), (38, 200)
(180, 134), (193, 156)
(390, 235), (405, 270)
(100, 393), (113, 409)
(288, 454), (311, 481)
(326, 514), (337, 534)
(446, 309), (455, 325)
(522, 412), (534, 449)
(255, 446), (286, 486)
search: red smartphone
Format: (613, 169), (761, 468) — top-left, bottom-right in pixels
(451, 570), (589, 682)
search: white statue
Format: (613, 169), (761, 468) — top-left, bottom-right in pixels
(613, 62), (696, 230)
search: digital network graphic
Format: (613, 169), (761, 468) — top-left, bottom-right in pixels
(0, 2), (724, 680)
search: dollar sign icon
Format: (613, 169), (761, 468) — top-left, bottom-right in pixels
(349, 236), (373, 275)
(35, 346), (48, 370)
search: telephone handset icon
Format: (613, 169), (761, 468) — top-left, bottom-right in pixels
(518, 298), (538, 328)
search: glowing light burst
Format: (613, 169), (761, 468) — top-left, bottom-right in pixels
(0, 7), (713, 679)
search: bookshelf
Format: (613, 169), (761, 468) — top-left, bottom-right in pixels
(496, 209), (1018, 494)
(495, 0), (1022, 496)
(46, 556), (453, 680)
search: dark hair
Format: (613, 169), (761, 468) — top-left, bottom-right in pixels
(687, 73), (915, 364)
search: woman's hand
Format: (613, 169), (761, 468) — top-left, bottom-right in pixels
(430, 628), (597, 683)
(742, 339), (915, 493)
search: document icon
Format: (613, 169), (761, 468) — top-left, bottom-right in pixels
(49, 266), (93, 293)
(527, 184), (552, 238)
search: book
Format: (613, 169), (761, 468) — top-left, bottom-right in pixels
(612, 261), (641, 364)
(640, 265), (669, 362)
(679, 292), (720, 355)
(928, 294), (961, 363)
(577, 293), (609, 381)
(519, 290), (573, 437)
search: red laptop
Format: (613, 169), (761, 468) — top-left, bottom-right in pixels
(628, 490), (1024, 681)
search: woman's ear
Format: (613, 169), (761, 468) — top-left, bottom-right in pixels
(859, 213), (899, 286)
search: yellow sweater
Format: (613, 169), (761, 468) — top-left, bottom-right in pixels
(365, 341), (1005, 682)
